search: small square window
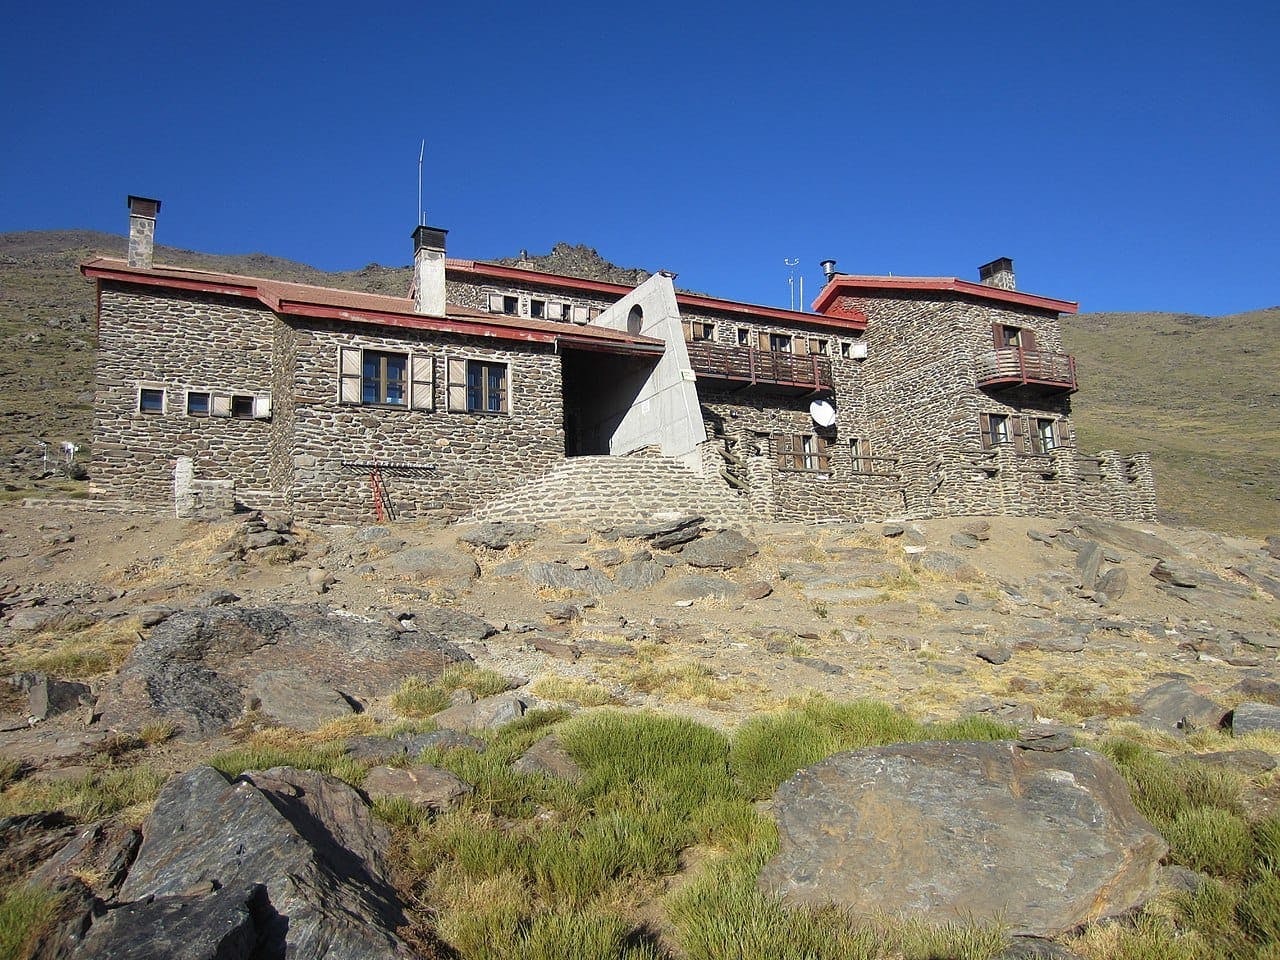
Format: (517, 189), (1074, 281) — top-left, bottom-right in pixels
(769, 333), (793, 353)
(737, 327), (751, 346)
(466, 360), (508, 414)
(530, 299), (545, 319)
(138, 387), (164, 414)
(810, 338), (830, 356)
(186, 392), (210, 417)
(982, 413), (1011, 449)
(230, 395), (255, 419)
(361, 350), (408, 406)
(1034, 418), (1058, 453)
(502, 296), (518, 316)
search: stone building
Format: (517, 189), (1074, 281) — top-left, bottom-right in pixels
(81, 196), (1156, 524)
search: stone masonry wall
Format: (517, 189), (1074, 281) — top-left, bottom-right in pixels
(283, 319), (564, 523)
(91, 283), (275, 508)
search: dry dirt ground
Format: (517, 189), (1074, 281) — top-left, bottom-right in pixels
(3, 502), (1278, 779)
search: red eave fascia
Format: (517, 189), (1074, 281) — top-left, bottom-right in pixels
(446, 258), (867, 331)
(275, 299), (559, 344)
(82, 261), (260, 301)
(811, 276), (1078, 315)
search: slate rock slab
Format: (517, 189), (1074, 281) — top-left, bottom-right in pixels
(613, 559), (667, 591)
(1231, 701), (1280, 735)
(247, 669), (355, 730)
(456, 522), (541, 551)
(523, 561), (617, 596)
(411, 607), (497, 642)
(433, 693), (526, 732)
(1135, 680), (1228, 732)
(72, 882), (262, 960)
(108, 766), (412, 959)
(759, 741), (1166, 936)
(1075, 542), (1103, 589)
(668, 575), (735, 600)
(398, 730), (488, 754)
(512, 735), (583, 781)
(392, 546), (480, 583)
(680, 530), (759, 569)
(96, 605), (468, 737)
(362, 764), (472, 811)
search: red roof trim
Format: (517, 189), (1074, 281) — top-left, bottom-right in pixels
(811, 276), (1078, 315)
(80, 259), (663, 352)
(446, 258), (866, 330)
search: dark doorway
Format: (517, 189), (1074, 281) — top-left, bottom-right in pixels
(561, 348), (657, 457)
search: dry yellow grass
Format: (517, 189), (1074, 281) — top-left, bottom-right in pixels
(528, 675), (618, 707)
(1, 617), (143, 678)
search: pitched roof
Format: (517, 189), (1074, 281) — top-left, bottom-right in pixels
(79, 258), (665, 352)
(811, 274), (1078, 315)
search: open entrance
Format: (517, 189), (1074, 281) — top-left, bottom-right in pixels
(561, 348), (659, 456)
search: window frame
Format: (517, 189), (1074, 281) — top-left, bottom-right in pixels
(1032, 418), (1059, 454)
(682, 319), (716, 343)
(769, 332), (793, 353)
(849, 437), (871, 474)
(447, 356), (511, 416)
(980, 412), (1012, 449)
(137, 386), (165, 415)
(774, 432), (831, 473)
(185, 390), (211, 418)
(530, 298), (546, 320)
(230, 394), (256, 419)
(360, 349), (410, 407)
(503, 295), (519, 316)
(736, 326), (751, 346)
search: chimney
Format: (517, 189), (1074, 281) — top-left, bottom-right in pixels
(978, 257), (1015, 291)
(820, 259), (838, 284)
(127, 195), (161, 269)
(412, 224), (448, 316)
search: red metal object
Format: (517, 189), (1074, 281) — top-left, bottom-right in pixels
(370, 470), (386, 522)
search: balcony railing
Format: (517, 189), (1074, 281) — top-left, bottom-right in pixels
(686, 341), (833, 393)
(977, 347), (1077, 393)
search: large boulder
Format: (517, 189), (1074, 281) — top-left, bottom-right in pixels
(456, 522), (541, 551)
(523, 561), (617, 596)
(759, 741), (1166, 937)
(680, 530), (759, 569)
(96, 605), (469, 736)
(1231, 701), (1280, 735)
(77, 766), (412, 959)
(1134, 680), (1228, 733)
(392, 546), (480, 584)
(247, 669), (356, 730)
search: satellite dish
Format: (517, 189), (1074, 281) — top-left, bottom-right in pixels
(809, 399), (836, 427)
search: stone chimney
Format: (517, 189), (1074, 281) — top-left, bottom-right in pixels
(978, 257), (1015, 291)
(127, 195), (161, 269)
(412, 224), (448, 316)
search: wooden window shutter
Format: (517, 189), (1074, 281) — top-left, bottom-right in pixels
(815, 435), (830, 471)
(571, 305), (589, 324)
(446, 357), (468, 412)
(252, 395), (272, 419)
(410, 353), (434, 410)
(1021, 327), (1038, 352)
(757, 331), (771, 351)
(979, 413), (992, 449)
(992, 323), (1004, 349)
(793, 337), (808, 356)
(1012, 414), (1027, 454)
(682, 320), (693, 342)
(487, 293), (504, 313)
(773, 433), (791, 470)
(338, 347), (362, 404)
(545, 301), (562, 321)
(211, 395), (232, 418)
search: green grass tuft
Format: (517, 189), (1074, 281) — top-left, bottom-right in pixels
(0, 766), (165, 821)
(0, 884), (63, 960)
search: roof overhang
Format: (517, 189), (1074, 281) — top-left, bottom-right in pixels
(811, 275), (1078, 315)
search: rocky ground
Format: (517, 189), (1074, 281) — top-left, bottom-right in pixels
(2, 503), (1279, 958)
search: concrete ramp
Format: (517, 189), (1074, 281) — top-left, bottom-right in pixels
(588, 273), (706, 464)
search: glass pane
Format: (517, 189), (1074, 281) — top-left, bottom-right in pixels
(187, 393), (209, 415)
(362, 377), (378, 404)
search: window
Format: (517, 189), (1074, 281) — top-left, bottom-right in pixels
(769, 333), (793, 353)
(503, 295), (519, 316)
(186, 391), (210, 417)
(1032, 418), (1059, 454)
(138, 387), (164, 415)
(737, 327), (751, 346)
(994, 324), (1038, 352)
(850, 437), (871, 473)
(361, 350), (408, 406)
(774, 433), (830, 472)
(230, 394), (256, 419)
(980, 413), (1012, 449)
(447, 358), (509, 414)
(587, 307), (602, 321)
(809, 338), (830, 356)
(530, 298), (546, 320)
(998, 325), (1022, 349)
(682, 320), (715, 342)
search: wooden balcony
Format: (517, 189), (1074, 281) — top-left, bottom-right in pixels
(977, 347), (1077, 395)
(686, 341), (833, 394)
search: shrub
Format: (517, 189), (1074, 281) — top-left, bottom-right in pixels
(389, 676), (451, 718)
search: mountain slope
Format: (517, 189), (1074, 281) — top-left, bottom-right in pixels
(1, 231), (1274, 535)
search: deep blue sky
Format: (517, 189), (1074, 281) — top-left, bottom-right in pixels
(3, 1), (1276, 315)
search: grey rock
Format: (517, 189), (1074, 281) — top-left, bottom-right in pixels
(1016, 726), (1074, 752)
(27, 674), (91, 720)
(112, 766), (411, 958)
(1231, 563), (1280, 600)
(1075, 542), (1104, 590)
(1027, 529), (1056, 545)
(669, 575), (735, 600)
(398, 730), (488, 755)
(392, 547), (479, 584)
(882, 523), (906, 537)
(1015, 636), (1085, 654)
(680, 530), (759, 570)
(0, 812), (79, 885)
(530, 635), (580, 661)
(343, 736), (408, 763)
(433, 693), (526, 732)
(1230, 676), (1280, 704)
(603, 515), (702, 543)
(28, 819), (141, 901)
(1231, 701), (1280, 735)
(244, 531), (285, 550)
(523, 561), (616, 596)
(1241, 633), (1280, 650)
(411, 607), (497, 642)
(544, 602), (583, 623)
(793, 656), (844, 675)
(1265, 535), (1280, 560)
(997, 938), (1084, 960)
(950, 533), (981, 550)
(7, 607), (61, 632)
(741, 580), (773, 600)
(247, 669), (355, 730)
(307, 568), (336, 594)
(456, 521), (541, 551)
(589, 547), (625, 567)
(72, 881), (262, 960)
(512, 735), (583, 781)
(976, 645), (1012, 665)
(1135, 680), (1228, 732)
(193, 589), (240, 608)
(914, 551), (974, 578)
(362, 764), (472, 812)
(958, 519), (992, 540)
(1096, 567), (1129, 601)
(1182, 749), (1276, 775)
(759, 742), (1166, 936)
(1151, 559), (1199, 588)
(136, 606), (173, 627)
(650, 523), (705, 550)
(612, 559), (667, 591)
(1161, 865), (1210, 896)
(354, 525), (391, 542)
(96, 605), (468, 737)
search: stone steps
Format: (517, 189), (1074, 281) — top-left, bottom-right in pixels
(464, 453), (754, 525)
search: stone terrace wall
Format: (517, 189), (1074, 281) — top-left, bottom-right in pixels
(91, 283), (274, 508)
(283, 319), (564, 523)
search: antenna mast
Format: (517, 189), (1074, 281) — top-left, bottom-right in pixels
(417, 139), (425, 226)
(784, 258), (799, 311)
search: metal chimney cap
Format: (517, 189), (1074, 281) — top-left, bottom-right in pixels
(412, 224), (448, 253)
(127, 196), (161, 219)
(820, 259), (838, 280)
